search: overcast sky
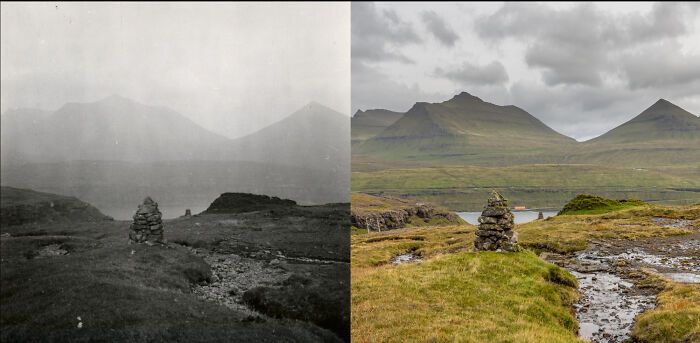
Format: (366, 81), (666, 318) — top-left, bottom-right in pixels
(352, 2), (700, 141)
(1, 2), (350, 139)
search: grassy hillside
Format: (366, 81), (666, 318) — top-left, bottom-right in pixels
(351, 109), (403, 144)
(354, 93), (575, 163)
(351, 225), (582, 342)
(591, 99), (700, 144)
(1, 186), (113, 226)
(352, 164), (700, 211)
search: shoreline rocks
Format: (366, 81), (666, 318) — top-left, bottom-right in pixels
(474, 191), (520, 252)
(129, 197), (164, 244)
(351, 202), (462, 232)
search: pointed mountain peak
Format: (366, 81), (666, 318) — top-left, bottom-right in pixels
(448, 91), (483, 103)
(647, 98), (675, 110)
(633, 98), (696, 122)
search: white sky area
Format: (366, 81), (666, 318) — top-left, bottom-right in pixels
(352, 2), (700, 141)
(1, 2), (350, 139)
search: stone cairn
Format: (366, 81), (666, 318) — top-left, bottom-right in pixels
(537, 211), (544, 220)
(474, 191), (520, 252)
(129, 197), (164, 244)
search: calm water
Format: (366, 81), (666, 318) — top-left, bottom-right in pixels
(458, 210), (558, 225)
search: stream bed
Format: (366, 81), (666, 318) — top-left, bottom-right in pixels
(544, 228), (699, 343)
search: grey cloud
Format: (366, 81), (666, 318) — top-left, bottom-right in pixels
(623, 43), (700, 90)
(434, 61), (509, 86)
(352, 60), (447, 113)
(421, 10), (459, 47)
(352, 2), (421, 63)
(476, 2), (698, 87)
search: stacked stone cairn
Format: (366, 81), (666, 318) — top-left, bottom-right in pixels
(474, 191), (520, 252)
(129, 197), (164, 244)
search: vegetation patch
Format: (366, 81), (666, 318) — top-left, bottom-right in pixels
(631, 281), (700, 343)
(517, 205), (695, 254)
(558, 194), (645, 215)
(352, 248), (582, 342)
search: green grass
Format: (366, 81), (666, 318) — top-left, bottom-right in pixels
(631, 281), (700, 343)
(352, 248), (582, 342)
(558, 194), (646, 215)
(350, 201), (700, 341)
(351, 164), (700, 211)
(518, 205), (697, 254)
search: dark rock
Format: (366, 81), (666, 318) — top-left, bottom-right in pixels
(351, 203), (461, 232)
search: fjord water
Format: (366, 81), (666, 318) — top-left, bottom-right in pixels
(458, 210), (558, 225)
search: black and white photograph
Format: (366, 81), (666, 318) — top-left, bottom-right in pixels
(1, 2), (350, 342)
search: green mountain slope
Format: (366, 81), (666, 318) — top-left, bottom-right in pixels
(351, 109), (403, 144)
(354, 92), (575, 163)
(591, 99), (700, 143)
(566, 99), (700, 166)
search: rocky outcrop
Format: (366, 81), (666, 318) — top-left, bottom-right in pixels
(0, 186), (112, 226)
(474, 191), (520, 252)
(129, 197), (164, 244)
(203, 193), (297, 214)
(351, 202), (461, 232)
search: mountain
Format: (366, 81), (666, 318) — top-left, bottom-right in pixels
(568, 99), (700, 166)
(354, 92), (575, 163)
(0, 95), (231, 164)
(228, 102), (350, 174)
(1, 97), (350, 209)
(590, 99), (700, 143)
(351, 109), (403, 144)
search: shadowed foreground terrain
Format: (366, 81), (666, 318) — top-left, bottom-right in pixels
(0, 189), (349, 342)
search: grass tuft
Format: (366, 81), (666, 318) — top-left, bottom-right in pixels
(558, 194), (645, 215)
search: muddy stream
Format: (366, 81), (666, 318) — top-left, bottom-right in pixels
(544, 218), (700, 343)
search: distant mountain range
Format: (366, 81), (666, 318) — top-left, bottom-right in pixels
(352, 92), (700, 166)
(1, 95), (348, 171)
(0, 96), (349, 212)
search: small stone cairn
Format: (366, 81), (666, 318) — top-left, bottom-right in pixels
(537, 211), (544, 220)
(474, 191), (520, 252)
(129, 197), (164, 244)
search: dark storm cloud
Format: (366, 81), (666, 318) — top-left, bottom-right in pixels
(352, 2), (422, 63)
(421, 10), (459, 47)
(434, 61), (508, 86)
(476, 2), (699, 88)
